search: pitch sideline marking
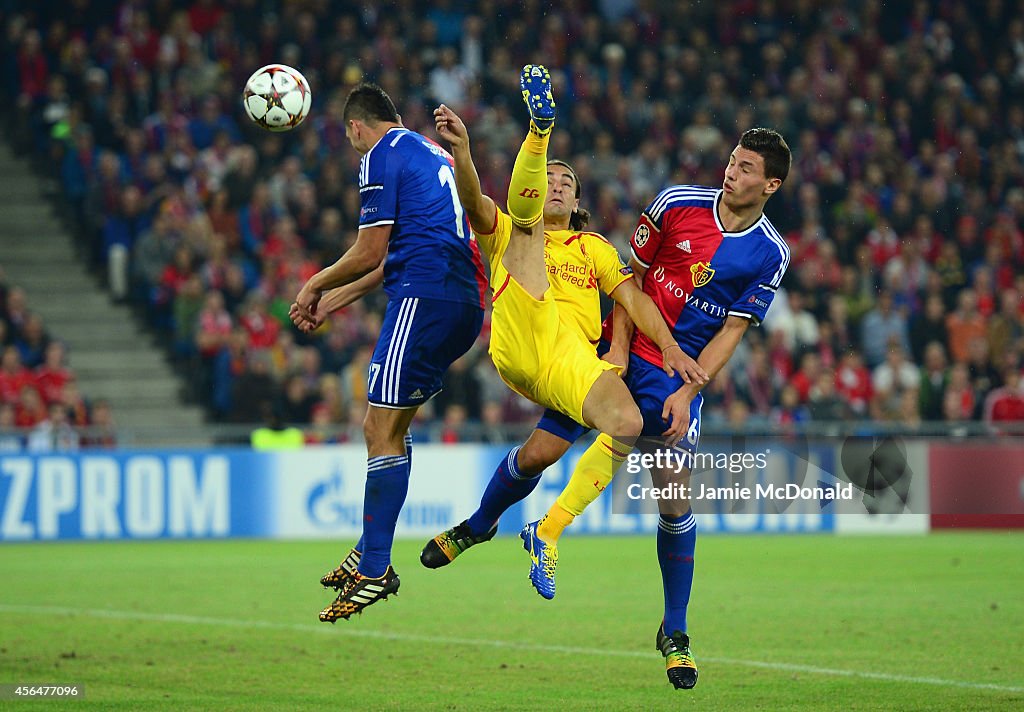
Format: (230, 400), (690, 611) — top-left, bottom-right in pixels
(0, 603), (1022, 695)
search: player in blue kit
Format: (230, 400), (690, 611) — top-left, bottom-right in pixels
(602, 127), (792, 689)
(292, 83), (487, 622)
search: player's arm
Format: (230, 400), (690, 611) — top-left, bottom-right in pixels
(661, 316), (750, 445)
(434, 103), (497, 234)
(661, 244), (787, 440)
(605, 257), (646, 369)
(290, 263), (385, 333)
(609, 276), (707, 384)
(293, 226), (389, 322)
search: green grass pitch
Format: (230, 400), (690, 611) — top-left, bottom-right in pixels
(1, 532), (1022, 711)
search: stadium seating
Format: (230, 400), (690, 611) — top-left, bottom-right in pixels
(7, 1), (1023, 441)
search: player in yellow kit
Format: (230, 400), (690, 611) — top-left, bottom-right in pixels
(422, 66), (706, 598)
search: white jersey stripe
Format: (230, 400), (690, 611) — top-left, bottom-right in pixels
(359, 219), (395, 229)
(389, 129), (409, 147)
(630, 247), (652, 269)
(649, 187), (718, 222)
(761, 221), (790, 288)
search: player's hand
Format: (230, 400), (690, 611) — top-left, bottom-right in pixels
(293, 282), (322, 327)
(289, 301), (326, 333)
(661, 344), (708, 384)
(601, 344), (629, 377)
(434, 104), (469, 148)
(661, 387), (695, 448)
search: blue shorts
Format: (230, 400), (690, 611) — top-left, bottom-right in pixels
(624, 352), (704, 453)
(367, 297), (483, 409)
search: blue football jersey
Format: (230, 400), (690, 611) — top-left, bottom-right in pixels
(358, 127), (487, 307)
(629, 186), (790, 363)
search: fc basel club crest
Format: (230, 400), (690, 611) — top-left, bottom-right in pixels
(690, 261), (715, 288)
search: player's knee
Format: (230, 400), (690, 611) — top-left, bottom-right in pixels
(611, 405), (643, 439)
(516, 440), (562, 477)
(362, 411), (402, 457)
(659, 497), (692, 519)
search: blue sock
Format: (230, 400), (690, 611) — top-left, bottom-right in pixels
(354, 434), (412, 557)
(357, 454), (410, 578)
(466, 446), (540, 536)
(658, 510), (696, 636)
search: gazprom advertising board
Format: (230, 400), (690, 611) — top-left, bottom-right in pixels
(0, 440), (945, 543)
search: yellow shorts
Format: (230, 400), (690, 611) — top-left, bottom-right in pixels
(489, 274), (617, 426)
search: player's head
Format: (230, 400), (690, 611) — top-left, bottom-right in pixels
(722, 127), (791, 209)
(546, 160), (590, 230)
(343, 83), (400, 153)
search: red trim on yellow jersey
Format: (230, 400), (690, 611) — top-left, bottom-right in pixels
(491, 273), (512, 303)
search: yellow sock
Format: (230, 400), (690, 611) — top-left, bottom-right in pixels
(537, 502), (575, 544)
(557, 433), (632, 514)
(538, 434), (631, 544)
(507, 130), (549, 229)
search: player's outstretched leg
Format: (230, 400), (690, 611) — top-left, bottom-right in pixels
(520, 520), (558, 599)
(656, 624), (698, 689)
(320, 547), (361, 589)
(420, 520), (498, 569)
(520, 64), (555, 135)
(319, 566), (401, 623)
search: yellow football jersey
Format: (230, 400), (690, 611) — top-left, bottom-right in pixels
(476, 208), (631, 424)
(477, 208), (633, 341)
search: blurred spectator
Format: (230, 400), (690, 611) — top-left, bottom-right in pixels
(82, 399), (118, 448)
(15, 384), (47, 428)
(918, 342), (949, 422)
(988, 289), (1024, 358)
(946, 289), (988, 364)
(772, 384), (809, 426)
(0, 402), (22, 451)
(983, 369), (1024, 425)
(439, 403), (468, 444)
(732, 343), (776, 417)
(250, 401), (304, 450)
(965, 337), (1001, 404)
(435, 355), (482, 421)
(872, 344), (920, 421)
(60, 381), (91, 427)
(767, 290), (819, 355)
(789, 352), (823, 404)
(861, 291), (909, 368)
(807, 370), (851, 422)
(230, 350), (276, 424)
(909, 295), (949, 364)
(27, 403), (80, 452)
(279, 374), (316, 424)
(0, 345), (35, 403)
(943, 364), (976, 421)
(835, 350), (873, 418)
(14, 313), (49, 368)
(35, 342), (73, 405)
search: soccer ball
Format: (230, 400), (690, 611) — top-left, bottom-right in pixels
(242, 64), (312, 132)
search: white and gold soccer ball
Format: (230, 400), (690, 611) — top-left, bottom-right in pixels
(242, 64), (312, 132)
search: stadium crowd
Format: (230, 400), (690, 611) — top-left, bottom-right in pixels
(5, 0), (1024, 442)
(0, 268), (118, 450)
